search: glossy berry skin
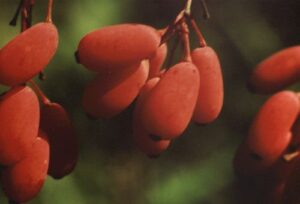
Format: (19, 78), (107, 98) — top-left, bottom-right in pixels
(246, 91), (299, 171)
(0, 22), (58, 86)
(148, 43), (167, 79)
(40, 102), (78, 179)
(248, 46), (300, 94)
(133, 77), (171, 156)
(1, 131), (49, 203)
(191, 47), (223, 124)
(77, 24), (160, 73)
(0, 86), (39, 165)
(82, 61), (149, 119)
(141, 62), (200, 139)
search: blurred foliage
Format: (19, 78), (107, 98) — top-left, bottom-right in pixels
(0, 0), (300, 203)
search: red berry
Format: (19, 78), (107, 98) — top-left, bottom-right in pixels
(141, 62), (200, 139)
(246, 91), (299, 169)
(0, 23), (58, 86)
(77, 24), (160, 73)
(0, 86), (39, 165)
(40, 102), (78, 179)
(1, 131), (49, 203)
(82, 61), (149, 119)
(191, 46), (223, 124)
(133, 77), (171, 156)
(248, 46), (300, 94)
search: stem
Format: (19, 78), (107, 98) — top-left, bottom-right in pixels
(160, 10), (184, 45)
(29, 80), (51, 105)
(166, 33), (180, 68)
(9, 0), (24, 26)
(283, 151), (300, 162)
(180, 20), (192, 62)
(184, 0), (193, 15)
(160, 25), (176, 45)
(39, 72), (47, 81)
(26, 0), (35, 28)
(20, 0), (35, 32)
(45, 0), (53, 23)
(20, 0), (28, 32)
(188, 15), (207, 47)
(161, 0), (193, 45)
(200, 0), (210, 19)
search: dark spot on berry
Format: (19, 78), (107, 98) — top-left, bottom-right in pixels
(250, 153), (262, 161)
(150, 134), (162, 141)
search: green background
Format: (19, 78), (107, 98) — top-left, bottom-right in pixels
(0, 0), (300, 203)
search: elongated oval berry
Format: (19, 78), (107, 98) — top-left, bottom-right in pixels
(191, 46), (223, 124)
(246, 91), (299, 169)
(77, 24), (160, 73)
(82, 61), (149, 119)
(40, 102), (78, 179)
(141, 62), (200, 139)
(0, 86), (39, 165)
(148, 43), (167, 79)
(0, 22), (58, 86)
(133, 77), (171, 156)
(1, 131), (49, 203)
(248, 46), (300, 94)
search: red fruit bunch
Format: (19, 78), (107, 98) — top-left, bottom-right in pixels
(234, 46), (300, 203)
(76, 1), (224, 157)
(0, 0), (78, 203)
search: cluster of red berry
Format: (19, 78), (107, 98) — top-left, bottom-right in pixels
(0, 0), (78, 203)
(234, 46), (300, 203)
(76, 2), (224, 157)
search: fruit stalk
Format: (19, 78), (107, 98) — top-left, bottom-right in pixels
(184, 0), (193, 15)
(166, 33), (180, 68)
(46, 0), (53, 23)
(200, 0), (210, 19)
(180, 21), (192, 62)
(9, 0), (23, 26)
(189, 15), (207, 47)
(29, 80), (51, 105)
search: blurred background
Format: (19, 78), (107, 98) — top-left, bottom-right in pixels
(0, 0), (300, 203)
